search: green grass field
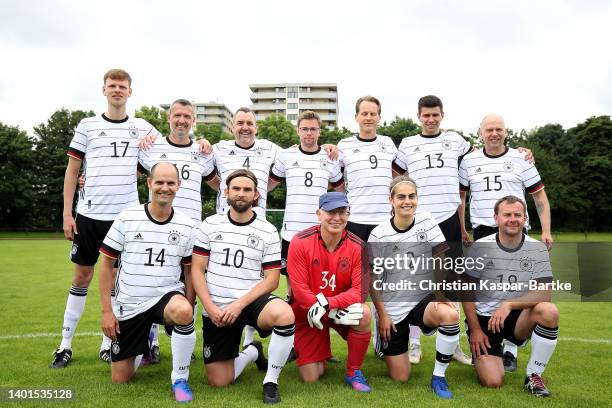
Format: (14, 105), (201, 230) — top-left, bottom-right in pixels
(0, 234), (611, 407)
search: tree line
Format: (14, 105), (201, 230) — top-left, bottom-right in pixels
(1, 108), (610, 232)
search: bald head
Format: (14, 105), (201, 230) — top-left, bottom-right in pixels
(479, 114), (506, 132)
(150, 162), (179, 181)
(478, 114), (508, 153)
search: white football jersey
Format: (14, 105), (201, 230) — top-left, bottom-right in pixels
(212, 139), (279, 217)
(100, 204), (196, 320)
(68, 114), (161, 221)
(466, 234), (552, 316)
(139, 137), (215, 223)
(338, 135), (397, 225)
(394, 131), (472, 223)
(459, 147), (544, 229)
(271, 146), (343, 241)
(193, 212), (281, 310)
(368, 212), (448, 324)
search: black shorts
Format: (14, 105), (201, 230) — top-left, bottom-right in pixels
(438, 212), (463, 260)
(466, 309), (528, 357)
(70, 214), (113, 266)
(281, 239), (290, 276)
(346, 221), (377, 243)
(202, 293), (281, 364)
(110, 291), (182, 362)
(473, 226), (527, 242)
(376, 293), (437, 357)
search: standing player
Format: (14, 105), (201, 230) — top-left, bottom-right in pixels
(99, 162), (198, 402)
(392, 95), (472, 365)
(459, 114), (553, 371)
(459, 114), (552, 246)
(463, 195), (559, 397)
(369, 176), (461, 399)
(269, 110), (344, 284)
(191, 170), (295, 404)
(337, 96), (397, 242)
(138, 99), (218, 364)
(288, 192), (372, 392)
(51, 69), (162, 368)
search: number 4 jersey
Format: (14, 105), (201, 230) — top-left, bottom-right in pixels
(100, 204), (196, 320)
(68, 114), (161, 221)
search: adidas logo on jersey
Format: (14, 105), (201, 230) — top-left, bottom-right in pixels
(214, 234), (223, 241)
(486, 259), (495, 267)
(476, 167), (482, 173)
(160, 154), (167, 159)
(353, 149), (360, 153)
(229, 150), (236, 155)
(292, 161), (300, 167)
(134, 233), (144, 240)
(414, 147), (420, 152)
(99, 131), (107, 137)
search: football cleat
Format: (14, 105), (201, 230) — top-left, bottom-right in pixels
(503, 351), (517, 372)
(151, 345), (161, 364)
(172, 379), (193, 403)
(345, 370), (371, 393)
(431, 375), (453, 399)
(327, 355), (341, 363)
(452, 344), (472, 365)
(99, 348), (111, 364)
(262, 382), (281, 404)
(50, 348), (72, 369)
(247, 341), (268, 371)
(524, 373), (550, 397)
(409, 343), (422, 364)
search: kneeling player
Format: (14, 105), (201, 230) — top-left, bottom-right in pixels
(463, 195), (559, 397)
(99, 163), (197, 402)
(369, 176), (460, 399)
(288, 192), (372, 392)
(191, 170), (295, 404)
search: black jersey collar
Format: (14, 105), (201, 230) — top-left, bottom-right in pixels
(102, 113), (128, 123)
(144, 203), (174, 225)
(227, 210), (257, 226)
(390, 217), (416, 234)
(495, 232), (525, 253)
(419, 131), (442, 139)
(483, 146), (509, 158)
(299, 145), (321, 155)
(235, 141), (255, 150)
(167, 137), (193, 148)
(356, 134), (377, 142)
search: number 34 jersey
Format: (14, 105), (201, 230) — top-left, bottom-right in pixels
(68, 114), (161, 221)
(287, 226), (368, 316)
(193, 212), (281, 310)
(100, 204), (196, 320)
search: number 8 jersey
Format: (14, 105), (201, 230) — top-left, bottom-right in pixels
(68, 114), (161, 221)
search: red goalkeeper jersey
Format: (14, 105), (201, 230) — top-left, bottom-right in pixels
(287, 225), (368, 319)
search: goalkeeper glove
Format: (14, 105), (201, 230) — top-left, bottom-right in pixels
(307, 293), (329, 330)
(328, 303), (363, 326)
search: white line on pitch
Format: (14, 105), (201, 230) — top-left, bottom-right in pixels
(0, 332), (610, 344)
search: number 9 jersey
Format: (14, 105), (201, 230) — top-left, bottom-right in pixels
(287, 225), (369, 320)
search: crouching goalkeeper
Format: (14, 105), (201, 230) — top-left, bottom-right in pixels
(287, 192), (372, 392)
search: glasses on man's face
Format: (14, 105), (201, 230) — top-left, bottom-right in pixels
(299, 127), (320, 133)
(324, 209), (350, 218)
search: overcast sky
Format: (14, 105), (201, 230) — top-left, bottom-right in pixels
(2, 0), (610, 135)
